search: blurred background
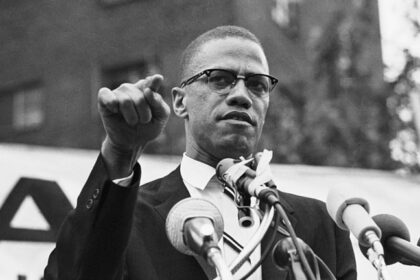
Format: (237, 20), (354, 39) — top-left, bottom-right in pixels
(1, 0), (420, 173)
(1, 0), (420, 279)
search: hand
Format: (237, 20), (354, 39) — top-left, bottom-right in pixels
(98, 74), (170, 178)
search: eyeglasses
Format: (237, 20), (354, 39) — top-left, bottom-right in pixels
(180, 68), (278, 96)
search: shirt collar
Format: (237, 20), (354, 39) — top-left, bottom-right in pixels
(180, 153), (215, 190)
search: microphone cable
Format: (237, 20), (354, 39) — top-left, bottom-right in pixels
(311, 249), (336, 280)
(263, 192), (317, 280)
(238, 205), (281, 280)
(217, 153), (317, 280)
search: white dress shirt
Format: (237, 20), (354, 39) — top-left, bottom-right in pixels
(180, 153), (262, 280)
(114, 154), (262, 279)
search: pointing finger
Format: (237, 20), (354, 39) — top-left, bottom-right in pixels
(98, 87), (118, 114)
(135, 74), (164, 92)
(148, 74), (164, 92)
(115, 83), (153, 124)
(143, 88), (171, 122)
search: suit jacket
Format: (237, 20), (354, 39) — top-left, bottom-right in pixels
(44, 155), (357, 280)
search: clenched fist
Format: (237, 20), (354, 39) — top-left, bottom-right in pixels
(98, 74), (170, 179)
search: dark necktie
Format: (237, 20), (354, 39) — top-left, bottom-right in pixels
(204, 175), (262, 280)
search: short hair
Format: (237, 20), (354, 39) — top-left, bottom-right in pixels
(180, 25), (264, 81)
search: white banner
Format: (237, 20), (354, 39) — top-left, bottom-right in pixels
(0, 144), (419, 280)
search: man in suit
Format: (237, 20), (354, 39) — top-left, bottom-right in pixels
(44, 25), (357, 280)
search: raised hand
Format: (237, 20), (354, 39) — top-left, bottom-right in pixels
(98, 74), (170, 178)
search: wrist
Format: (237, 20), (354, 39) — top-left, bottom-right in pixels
(101, 137), (145, 180)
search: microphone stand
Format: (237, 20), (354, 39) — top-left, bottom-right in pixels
(207, 247), (233, 280)
(212, 204), (275, 280)
(216, 152), (317, 280)
(272, 237), (310, 280)
(229, 204), (275, 274)
(290, 257), (309, 280)
(365, 248), (392, 280)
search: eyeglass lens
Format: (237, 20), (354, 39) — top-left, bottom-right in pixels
(207, 70), (271, 95)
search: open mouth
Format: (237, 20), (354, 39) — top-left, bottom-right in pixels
(220, 111), (255, 126)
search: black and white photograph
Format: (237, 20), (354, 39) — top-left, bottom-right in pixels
(0, 0), (420, 279)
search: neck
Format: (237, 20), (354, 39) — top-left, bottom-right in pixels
(185, 144), (254, 168)
(185, 146), (220, 168)
(184, 128), (254, 167)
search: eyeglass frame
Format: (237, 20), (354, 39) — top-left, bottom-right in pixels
(179, 68), (279, 95)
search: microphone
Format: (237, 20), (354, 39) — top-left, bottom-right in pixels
(216, 158), (278, 203)
(272, 237), (312, 269)
(166, 198), (234, 279)
(359, 214), (420, 266)
(326, 189), (383, 253)
(218, 156), (317, 280)
(326, 190), (392, 279)
(165, 197), (224, 256)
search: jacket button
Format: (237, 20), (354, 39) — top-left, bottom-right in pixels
(92, 188), (100, 199)
(86, 198), (94, 209)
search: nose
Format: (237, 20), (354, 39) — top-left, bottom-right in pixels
(225, 79), (252, 109)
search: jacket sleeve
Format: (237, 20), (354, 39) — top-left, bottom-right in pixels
(44, 154), (141, 280)
(335, 225), (358, 280)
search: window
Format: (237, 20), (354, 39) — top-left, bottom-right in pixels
(97, 59), (163, 144)
(101, 60), (158, 89)
(0, 83), (45, 131)
(271, 0), (301, 38)
(93, 59), (159, 120)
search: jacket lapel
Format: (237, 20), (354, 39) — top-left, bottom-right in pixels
(152, 167), (299, 280)
(151, 166), (215, 279)
(154, 166), (191, 221)
(261, 191), (298, 280)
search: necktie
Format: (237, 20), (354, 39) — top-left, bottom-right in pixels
(205, 175), (262, 280)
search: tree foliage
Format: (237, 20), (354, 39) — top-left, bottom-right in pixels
(386, 0), (420, 173)
(262, 1), (396, 170)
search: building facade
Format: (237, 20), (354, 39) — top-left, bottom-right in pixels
(0, 0), (384, 161)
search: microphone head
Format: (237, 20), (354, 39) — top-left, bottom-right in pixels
(216, 158), (236, 182)
(359, 214), (411, 265)
(272, 237), (311, 269)
(165, 198), (224, 256)
(326, 188), (370, 230)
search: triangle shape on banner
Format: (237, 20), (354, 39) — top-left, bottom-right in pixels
(10, 195), (51, 230)
(0, 177), (73, 242)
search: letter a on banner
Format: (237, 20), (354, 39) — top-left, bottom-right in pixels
(0, 177), (73, 242)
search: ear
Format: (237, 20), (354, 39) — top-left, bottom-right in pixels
(171, 87), (188, 119)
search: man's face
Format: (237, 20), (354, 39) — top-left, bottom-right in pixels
(175, 37), (270, 165)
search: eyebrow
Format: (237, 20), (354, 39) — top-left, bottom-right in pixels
(209, 67), (266, 76)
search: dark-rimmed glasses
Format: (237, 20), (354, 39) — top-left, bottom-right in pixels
(180, 69), (278, 97)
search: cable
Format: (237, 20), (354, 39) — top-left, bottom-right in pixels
(311, 250), (320, 280)
(275, 202), (315, 280)
(312, 252), (337, 280)
(212, 205), (275, 280)
(216, 156), (316, 280)
(264, 192), (316, 280)
(238, 205), (281, 280)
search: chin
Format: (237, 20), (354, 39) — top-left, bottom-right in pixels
(216, 138), (255, 159)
